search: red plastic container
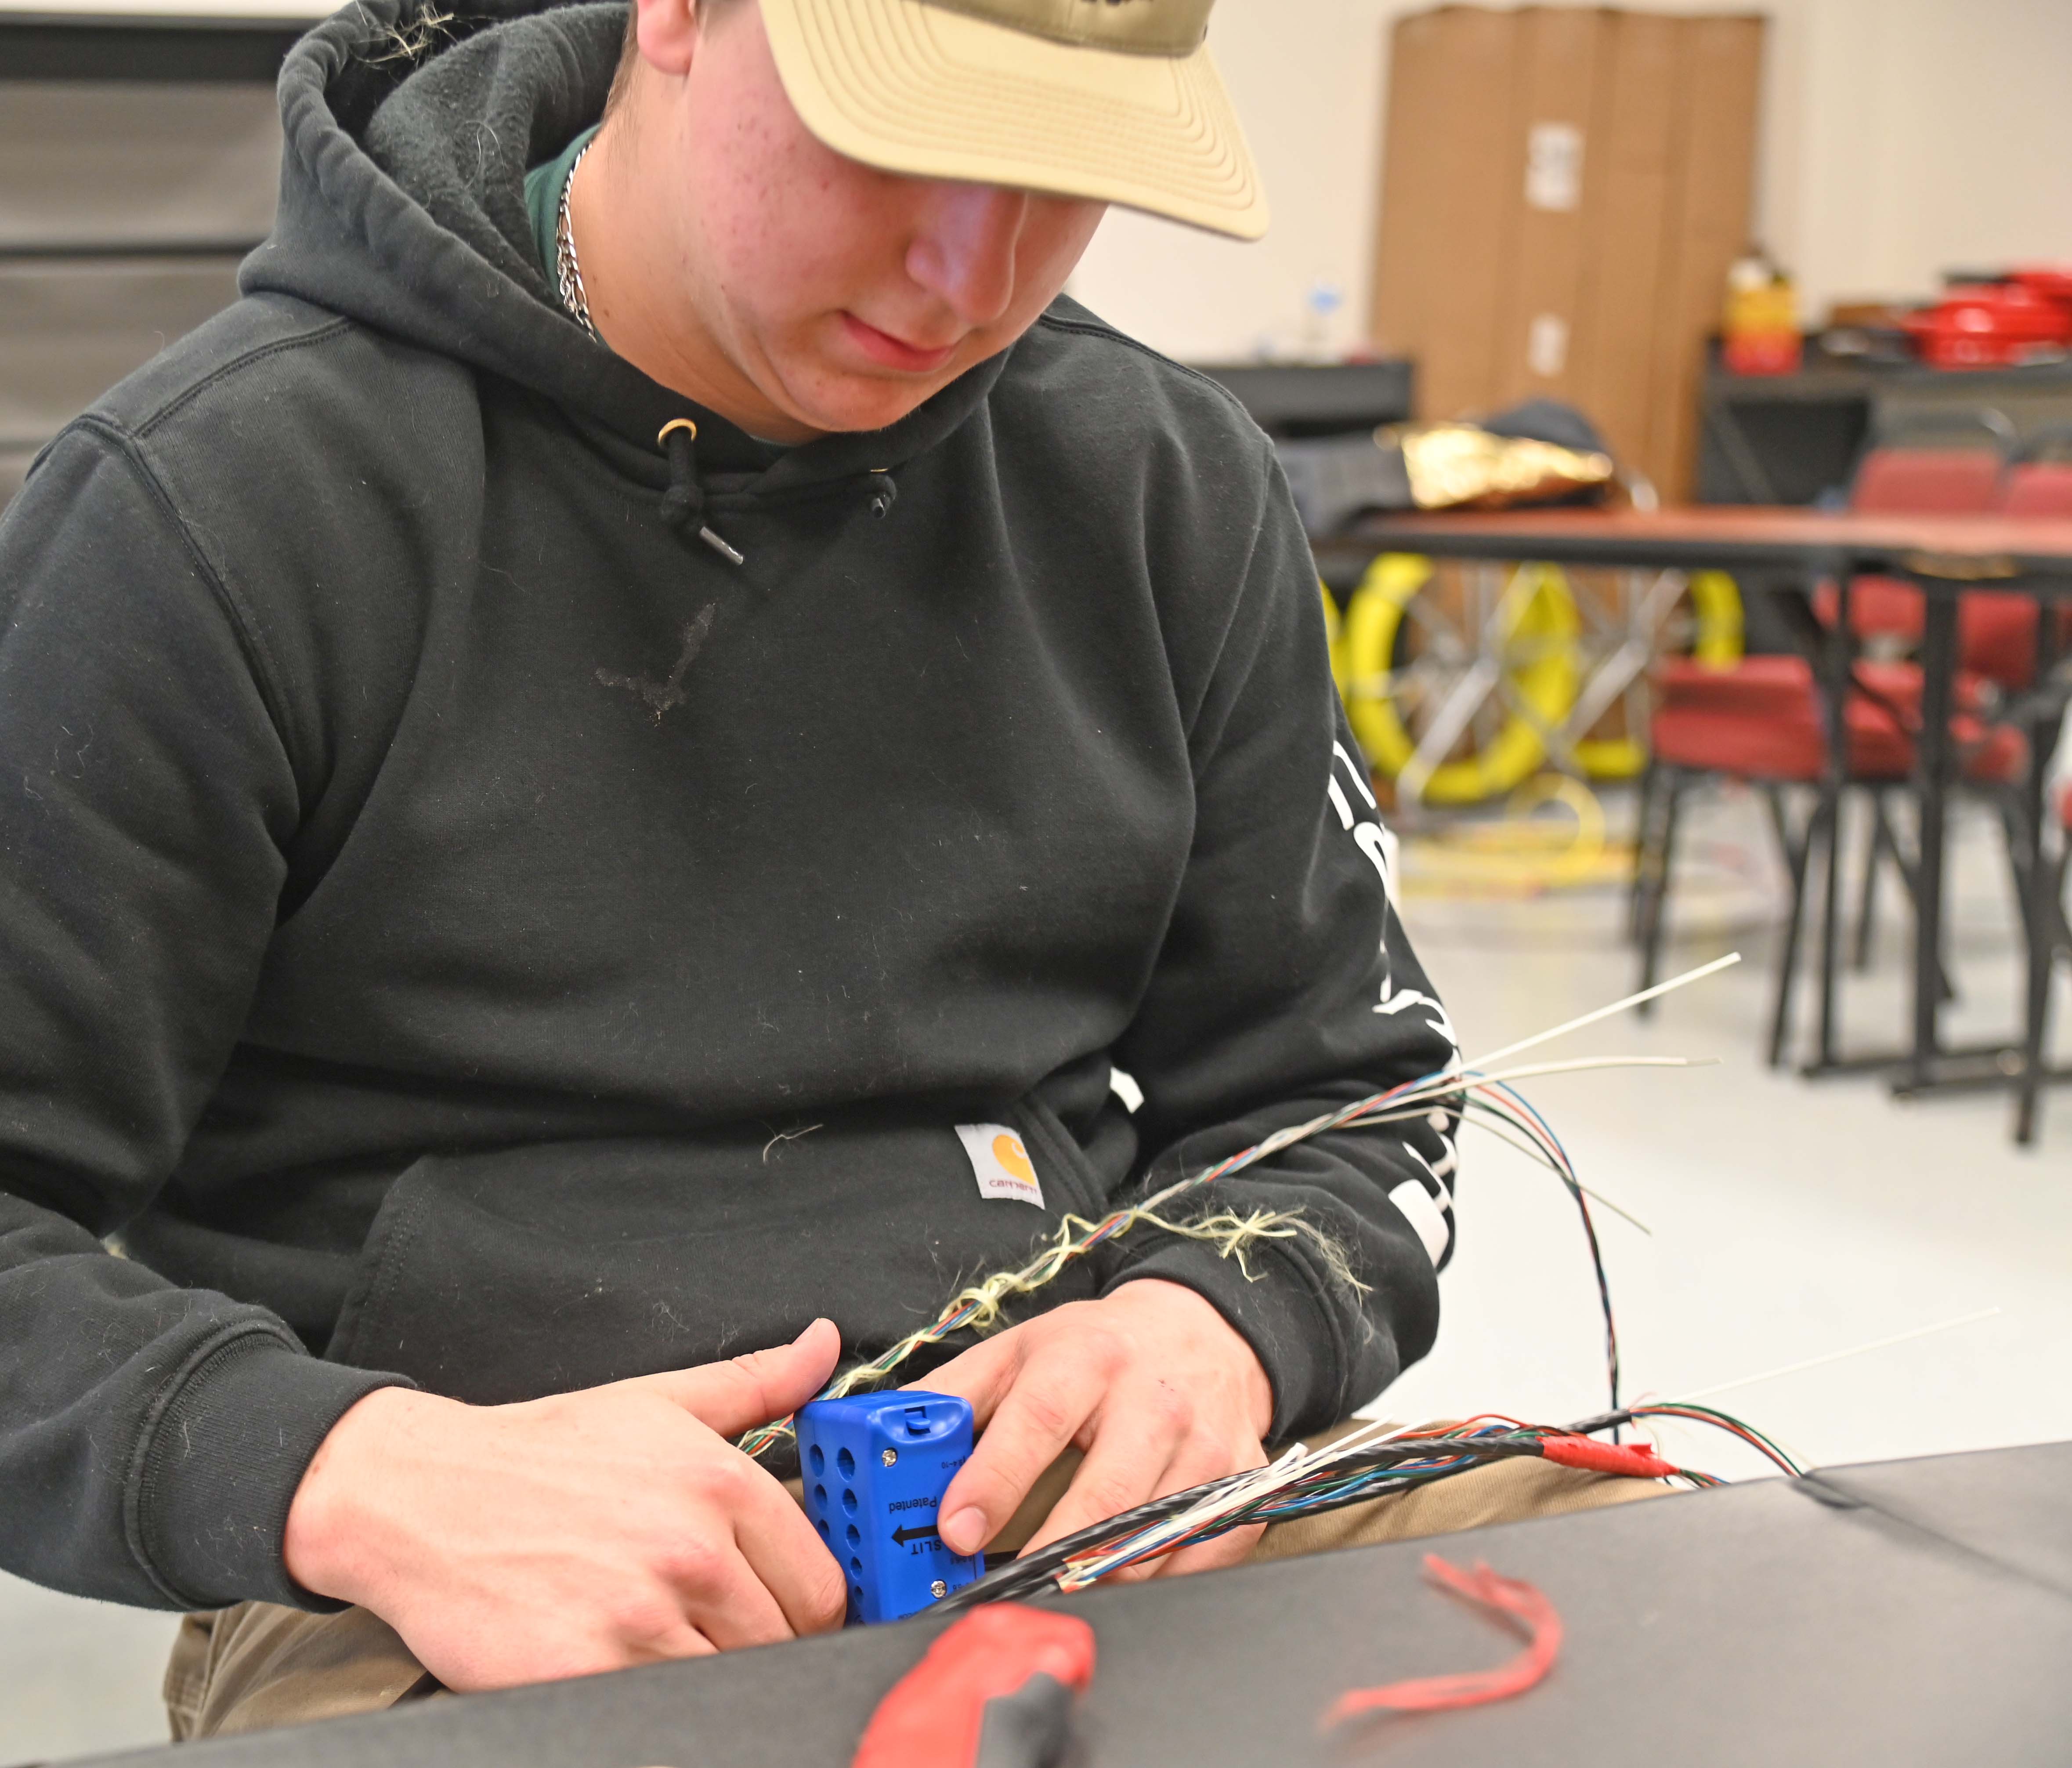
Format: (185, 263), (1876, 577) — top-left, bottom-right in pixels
(2010, 264), (2072, 305)
(1905, 282), (2072, 368)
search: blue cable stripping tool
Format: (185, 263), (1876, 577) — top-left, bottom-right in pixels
(798, 1391), (984, 1624)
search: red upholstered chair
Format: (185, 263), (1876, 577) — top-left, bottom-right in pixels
(2000, 459), (2072, 517)
(1632, 655), (2023, 1068)
(1824, 417), (2070, 690)
(1976, 443), (2072, 692)
(1801, 415), (2049, 1033)
(1816, 421), (2011, 651)
(1852, 444), (2008, 512)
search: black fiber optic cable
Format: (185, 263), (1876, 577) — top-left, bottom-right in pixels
(936, 1432), (1555, 1614)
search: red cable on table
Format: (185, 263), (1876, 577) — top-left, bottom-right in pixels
(1323, 1553), (1564, 1728)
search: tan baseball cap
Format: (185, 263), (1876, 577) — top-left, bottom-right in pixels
(757, 0), (1268, 239)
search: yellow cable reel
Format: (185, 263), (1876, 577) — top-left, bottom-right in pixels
(1569, 568), (1744, 779)
(1320, 580), (1347, 697)
(1339, 552), (1582, 805)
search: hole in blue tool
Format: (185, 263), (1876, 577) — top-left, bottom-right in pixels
(815, 1519), (827, 1538)
(809, 1445), (824, 1475)
(850, 1556), (862, 1573)
(814, 1484), (827, 1507)
(837, 1448), (855, 1480)
(841, 1488), (858, 1515)
(846, 1523), (861, 1547)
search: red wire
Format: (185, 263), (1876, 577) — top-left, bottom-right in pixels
(1321, 1554), (1563, 1727)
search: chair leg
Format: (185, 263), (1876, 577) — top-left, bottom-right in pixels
(1764, 783), (1815, 1069)
(1990, 785), (2037, 938)
(2017, 843), (2068, 1146)
(1852, 792), (1891, 971)
(1814, 782), (1853, 1072)
(1626, 761), (1660, 947)
(1880, 798), (1959, 1007)
(1633, 767), (1684, 1016)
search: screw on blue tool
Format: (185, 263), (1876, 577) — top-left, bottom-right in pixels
(797, 1391), (983, 1624)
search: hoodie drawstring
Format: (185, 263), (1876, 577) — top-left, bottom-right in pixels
(869, 468), (899, 519)
(657, 420), (744, 566)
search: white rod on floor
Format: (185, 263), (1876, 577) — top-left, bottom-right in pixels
(1467, 952), (1742, 1071)
(1667, 1308), (2004, 1404)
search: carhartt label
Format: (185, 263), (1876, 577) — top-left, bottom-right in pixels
(955, 1123), (1045, 1207)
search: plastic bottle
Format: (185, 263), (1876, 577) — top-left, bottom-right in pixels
(1722, 249), (1801, 375)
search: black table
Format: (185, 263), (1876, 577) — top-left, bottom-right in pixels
(1319, 509), (2072, 1121)
(1695, 353), (2072, 507)
(81, 1439), (2072, 1768)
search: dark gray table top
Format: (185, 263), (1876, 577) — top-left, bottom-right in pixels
(83, 1440), (2072, 1768)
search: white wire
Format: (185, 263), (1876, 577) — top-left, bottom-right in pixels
(1664, 1308), (2005, 1404)
(1127, 1051), (1707, 1227)
(1061, 1418), (1436, 1586)
(1467, 953), (1742, 1070)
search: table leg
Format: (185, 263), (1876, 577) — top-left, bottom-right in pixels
(2016, 587), (2068, 1145)
(1812, 572), (1853, 1072)
(1905, 590), (1960, 1093)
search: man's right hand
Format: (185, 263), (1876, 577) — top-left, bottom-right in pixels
(283, 1317), (847, 1692)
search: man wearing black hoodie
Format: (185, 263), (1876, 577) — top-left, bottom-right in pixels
(0, 0), (1645, 1736)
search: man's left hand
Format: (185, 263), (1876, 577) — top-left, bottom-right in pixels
(921, 1278), (1273, 1580)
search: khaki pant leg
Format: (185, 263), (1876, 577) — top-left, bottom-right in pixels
(161, 1601), (438, 1741)
(960, 1422), (1663, 1564)
(1250, 1424), (1663, 1565)
(161, 1613), (215, 1743)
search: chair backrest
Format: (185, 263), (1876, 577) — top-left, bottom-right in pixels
(1838, 411), (2011, 651)
(1999, 463), (2072, 516)
(1958, 594), (2045, 689)
(1999, 425), (2072, 516)
(1851, 447), (2005, 514)
(1848, 407), (2015, 514)
(1974, 425), (2072, 686)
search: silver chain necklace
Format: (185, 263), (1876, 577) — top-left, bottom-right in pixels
(554, 140), (597, 338)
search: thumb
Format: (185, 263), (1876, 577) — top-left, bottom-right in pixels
(642, 1318), (842, 1440)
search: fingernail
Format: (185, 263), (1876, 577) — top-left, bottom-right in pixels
(793, 1318), (830, 1345)
(941, 1507), (987, 1555)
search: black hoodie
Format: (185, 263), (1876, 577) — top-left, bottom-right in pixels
(0, 0), (1460, 1615)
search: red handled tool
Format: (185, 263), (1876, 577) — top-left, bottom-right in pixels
(851, 1605), (1096, 1768)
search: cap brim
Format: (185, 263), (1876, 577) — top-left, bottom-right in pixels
(759, 0), (1268, 241)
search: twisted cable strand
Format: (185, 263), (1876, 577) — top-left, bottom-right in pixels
(733, 956), (1739, 1457)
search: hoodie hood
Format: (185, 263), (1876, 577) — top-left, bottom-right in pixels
(244, 0), (1007, 489)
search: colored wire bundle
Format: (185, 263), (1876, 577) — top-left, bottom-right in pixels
(736, 954), (1740, 1460)
(1340, 1070), (1622, 1411)
(1624, 1401), (1803, 1478)
(936, 1399), (1795, 1612)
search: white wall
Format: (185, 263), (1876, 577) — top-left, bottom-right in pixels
(1069, 0), (2072, 365)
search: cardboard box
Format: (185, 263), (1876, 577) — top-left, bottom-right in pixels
(1367, 7), (1766, 500)
(1369, 7), (1522, 422)
(1491, 8), (1609, 409)
(1567, 10), (1685, 474)
(1646, 15), (1767, 498)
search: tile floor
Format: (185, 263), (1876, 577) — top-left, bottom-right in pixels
(2, 780), (2066, 1764)
(1374, 780), (2072, 1489)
